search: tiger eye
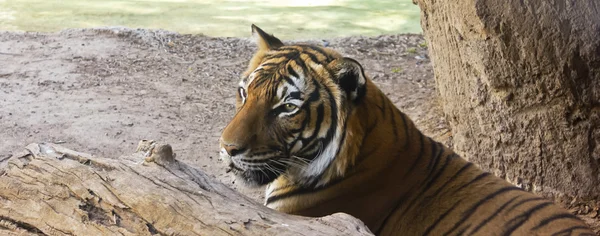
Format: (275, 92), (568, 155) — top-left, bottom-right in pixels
(284, 103), (297, 111)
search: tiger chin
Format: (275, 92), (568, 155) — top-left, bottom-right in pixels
(219, 25), (594, 235)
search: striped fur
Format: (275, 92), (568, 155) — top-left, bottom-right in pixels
(219, 25), (594, 235)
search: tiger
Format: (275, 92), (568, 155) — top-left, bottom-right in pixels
(218, 25), (594, 235)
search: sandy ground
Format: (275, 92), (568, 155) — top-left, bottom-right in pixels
(0, 28), (597, 233)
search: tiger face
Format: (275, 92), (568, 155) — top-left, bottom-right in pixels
(219, 25), (366, 187)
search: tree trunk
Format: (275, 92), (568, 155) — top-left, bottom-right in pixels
(0, 141), (373, 236)
(413, 0), (600, 201)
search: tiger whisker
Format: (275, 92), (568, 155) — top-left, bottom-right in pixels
(278, 159), (308, 170)
(290, 155), (311, 165)
(268, 159), (295, 182)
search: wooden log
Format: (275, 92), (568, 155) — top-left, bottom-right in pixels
(0, 141), (373, 236)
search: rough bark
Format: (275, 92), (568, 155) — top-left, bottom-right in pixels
(0, 141), (373, 236)
(413, 0), (600, 200)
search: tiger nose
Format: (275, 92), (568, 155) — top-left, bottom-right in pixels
(223, 144), (245, 156)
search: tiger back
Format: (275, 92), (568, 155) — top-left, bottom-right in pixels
(218, 25), (594, 235)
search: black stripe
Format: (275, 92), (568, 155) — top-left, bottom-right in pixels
(306, 79), (321, 102)
(296, 140), (321, 161)
(361, 101), (377, 137)
(281, 76), (299, 90)
(468, 195), (520, 235)
(403, 133), (426, 179)
(506, 197), (545, 212)
(311, 104), (325, 139)
(455, 226), (470, 236)
(430, 162), (473, 198)
(302, 51), (321, 65)
(399, 112), (411, 148)
(388, 101), (399, 142)
(426, 139), (443, 173)
(299, 104), (324, 151)
(319, 60), (336, 78)
(268, 78), (280, 98)
(287, 105), (311, 148)
(251, 75), (272, 89)
(293, 57), (307, 71)
(306, 45), (333, 62)
(363, 117), (379, 142)
(377, 92), (387, 115)
(287, 91), (302, 100)
(259, 62), (280, 68)
(322, 79), (339, 146)
(267, 50), (301, 61)
(423, 200), (462, 236)
(288, 105), (310, 133)
(442, 186), (523, 235)
(531, 214), (581, 231)
(358, 105), (381, 158)
(265, 173), (347, 205)
(287, 64), (299, 78)
(503, 202), (553, 235)
(333, 115), (349, 159)
(453, 172), (492, 194)
(551, 226), (590, 236)
(267, 184), (295, 196)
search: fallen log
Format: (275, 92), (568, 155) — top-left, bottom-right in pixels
(0, 141), (372, 236)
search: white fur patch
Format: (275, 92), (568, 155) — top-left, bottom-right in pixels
(265, 183), (277, 201)
(239, 87), (247, 103)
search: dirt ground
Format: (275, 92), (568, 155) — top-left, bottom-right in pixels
(0, 28), (597, 233)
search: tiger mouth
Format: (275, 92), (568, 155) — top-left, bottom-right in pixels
(232, 156), (287, 172)
(227, 154), (289, 186)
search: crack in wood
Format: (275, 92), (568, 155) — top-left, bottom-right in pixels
(44, 222), (74, 236)
(0, 216), (46, 235)
(98, 182), (130, 209)
(156, 161), (212, 192)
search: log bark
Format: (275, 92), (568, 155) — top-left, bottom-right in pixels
(413, 0), (600, 200)
(0, 141), (373, 236)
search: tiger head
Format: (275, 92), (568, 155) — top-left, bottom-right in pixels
(219, 25), (368, 187)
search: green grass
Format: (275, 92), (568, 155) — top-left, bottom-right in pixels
(391, 67), (403, 73)
(0, 0), (422, 39)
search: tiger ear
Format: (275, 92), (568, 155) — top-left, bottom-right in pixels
(331, 57), (367, 103)
(251, 24), (284, 51)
